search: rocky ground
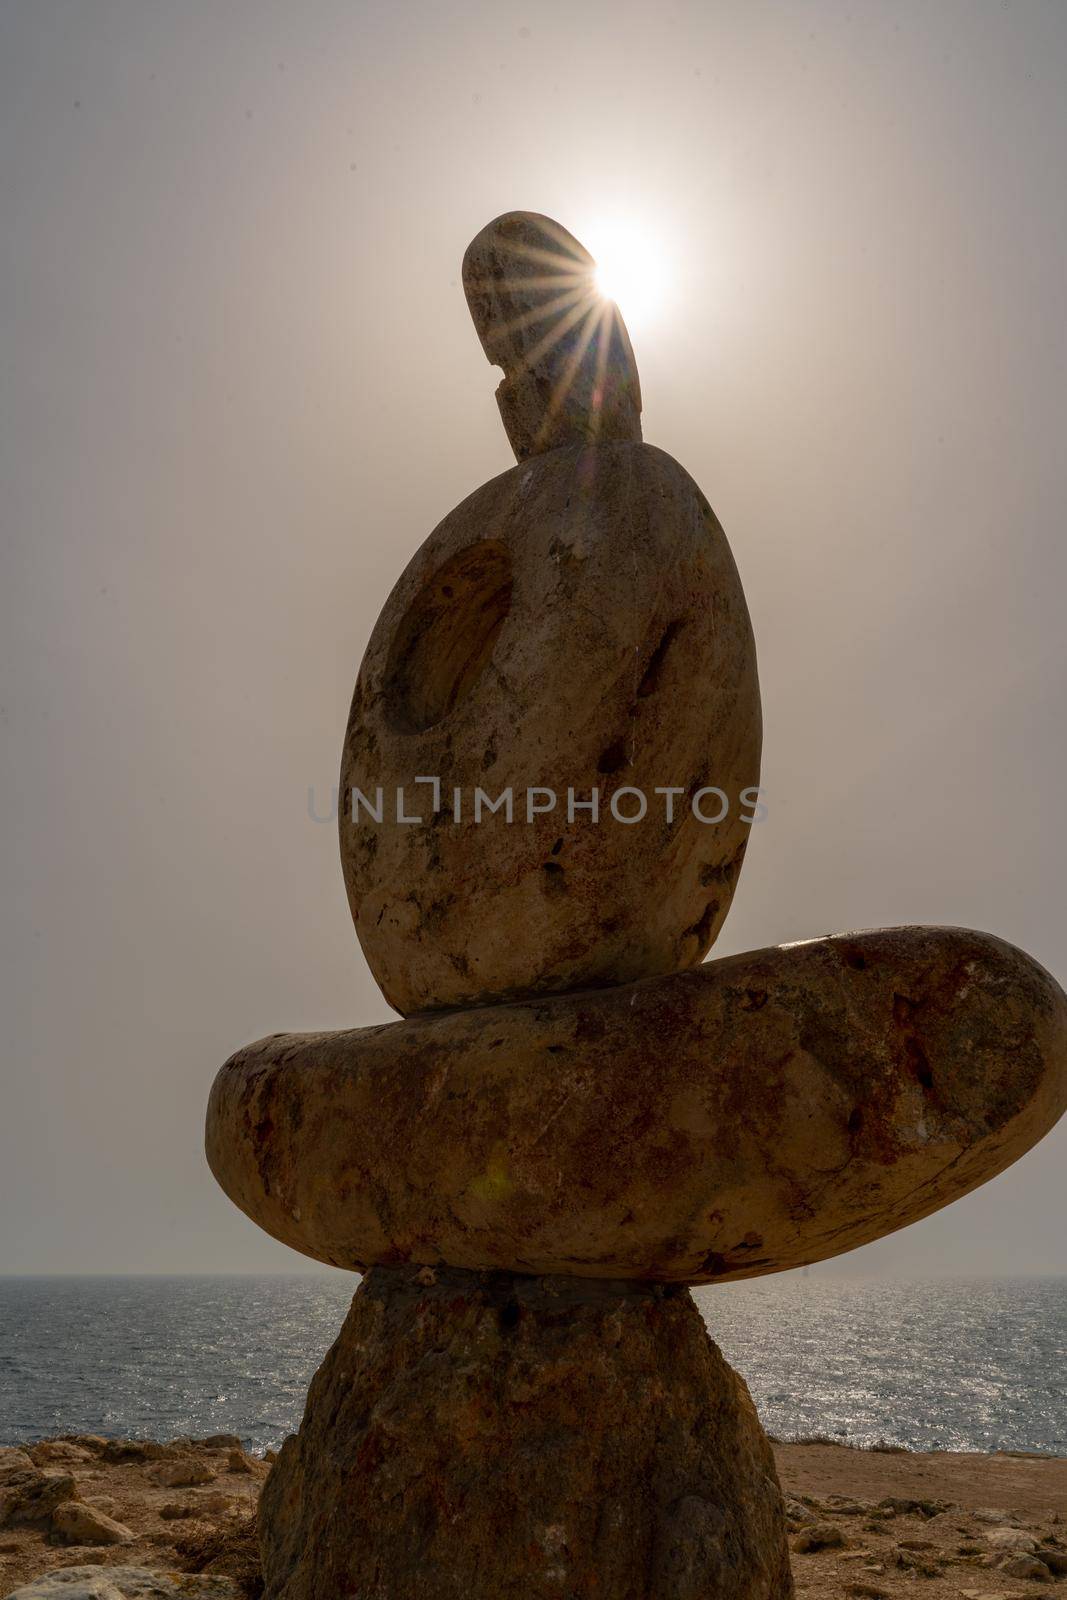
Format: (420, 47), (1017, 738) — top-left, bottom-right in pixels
(777, 1442), (1067, 1598)
(0, 1436), (265, 1597)
(1, 1435), (1065, 1598)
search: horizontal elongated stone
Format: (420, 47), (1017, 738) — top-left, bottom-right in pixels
(205, 926), (1067, 1283)
(340, 439), (761, 1015)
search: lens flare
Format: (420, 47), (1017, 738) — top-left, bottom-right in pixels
(588, 221), (670, 331)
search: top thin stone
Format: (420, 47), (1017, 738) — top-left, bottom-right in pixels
(462, 211), (642, 461)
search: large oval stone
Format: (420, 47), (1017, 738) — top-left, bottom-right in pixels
(206, 926), (1067, 1282)
(339, 439), (762, 1015)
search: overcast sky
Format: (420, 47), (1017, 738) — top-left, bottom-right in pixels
(2, 0), (1065, 1277)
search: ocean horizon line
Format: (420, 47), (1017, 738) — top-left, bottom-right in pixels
(1, 1268), (1065, 1281)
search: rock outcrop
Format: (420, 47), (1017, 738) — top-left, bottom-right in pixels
(0, 1451), (77, 1529)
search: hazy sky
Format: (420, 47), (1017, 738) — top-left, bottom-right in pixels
(2, 0), (1065, 1278)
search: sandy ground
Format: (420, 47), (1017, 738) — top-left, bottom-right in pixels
(1, 1436), (1065, 1597)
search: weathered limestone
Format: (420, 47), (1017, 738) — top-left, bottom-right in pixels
(7, 1573), (237, 1599)
(0, 1452), (77, 1528)
(259, 1265), (793, 1600)
(51, 1500), (135, 1545)
(148, 1457), (216, 1488)
(340, 440), (761, 1015)
(206, 925), (1067, 1282)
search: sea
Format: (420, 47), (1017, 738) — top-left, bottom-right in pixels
(0, 1274), (1063, 1458)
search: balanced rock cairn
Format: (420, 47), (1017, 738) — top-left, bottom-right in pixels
(207, 213), (1067, 1600)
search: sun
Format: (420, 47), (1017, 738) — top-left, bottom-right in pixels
(586, 220), (670, 332)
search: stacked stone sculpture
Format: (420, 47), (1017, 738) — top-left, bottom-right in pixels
(206, 213), (1067, 1599)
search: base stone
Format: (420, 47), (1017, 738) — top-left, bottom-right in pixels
(260, 1265), (793, 1600)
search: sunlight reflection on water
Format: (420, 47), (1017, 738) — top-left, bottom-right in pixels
(0, 1274), (1062, 1455)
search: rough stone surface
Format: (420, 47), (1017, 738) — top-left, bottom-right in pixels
(206, 925), (1067, 1282)
(791, 1522), (845, 1552)
(0, 1463), (78, 1529)
(339, 438), (761, 1015)
(148, 1460), (215, 1489)
(51, 1500), (135, 1546)
(28, 1445), (93, 1469)
(995, 1553), (1051, 1579)
(984, 1526), (1037, 1551)
(462, 211), (642, 461)
(80, 1495), (121, 1516)
(7, 1570), (236, 1598)
(259, 1265), (793, 1600)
